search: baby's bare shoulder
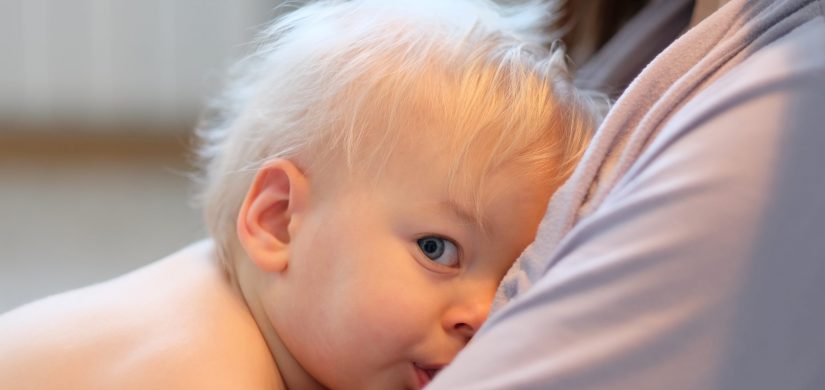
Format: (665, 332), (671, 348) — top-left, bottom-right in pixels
(0, 241), (281, 389)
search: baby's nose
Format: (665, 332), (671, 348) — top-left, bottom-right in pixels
(452, 321), (479, 342)
(442, 290), (494, 343)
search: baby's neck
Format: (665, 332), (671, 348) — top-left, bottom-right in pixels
(233, 257), (324, 390)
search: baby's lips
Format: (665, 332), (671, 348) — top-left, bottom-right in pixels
(413, 362), (445, 380)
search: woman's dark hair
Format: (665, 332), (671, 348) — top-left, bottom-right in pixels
(553, 0), (650, 66)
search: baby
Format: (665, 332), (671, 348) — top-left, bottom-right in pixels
(0, 1), (604, 389)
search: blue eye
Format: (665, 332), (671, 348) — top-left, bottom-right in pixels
(417, 236), (459, 268)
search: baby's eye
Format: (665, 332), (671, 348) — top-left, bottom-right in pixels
(417, 236), (459, 268)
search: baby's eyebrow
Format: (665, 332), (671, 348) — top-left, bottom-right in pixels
(440, 199), (492, 236)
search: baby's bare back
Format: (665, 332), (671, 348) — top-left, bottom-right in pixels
(0, 241), (281, 389)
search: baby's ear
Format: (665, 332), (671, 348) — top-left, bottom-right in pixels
(237, 159), (309, 273)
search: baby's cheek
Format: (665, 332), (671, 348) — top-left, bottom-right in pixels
(347, 281), (433, 349)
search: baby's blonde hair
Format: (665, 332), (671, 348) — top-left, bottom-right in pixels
(195, 0), (608, 268)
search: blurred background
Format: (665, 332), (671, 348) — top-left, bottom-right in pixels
(0, 0), (278, 312)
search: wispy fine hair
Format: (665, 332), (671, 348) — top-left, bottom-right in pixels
(195, 0), (608, 266)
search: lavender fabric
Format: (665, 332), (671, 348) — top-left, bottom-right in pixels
(431, 0), (825, 388)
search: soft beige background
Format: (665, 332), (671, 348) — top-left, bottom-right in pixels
(0, 135), (204, 312)
(0, 0), (278, 312)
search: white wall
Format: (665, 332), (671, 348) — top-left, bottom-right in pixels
(0, 0), (276, 134)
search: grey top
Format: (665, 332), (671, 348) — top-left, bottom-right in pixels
(430, 0), (825, 388)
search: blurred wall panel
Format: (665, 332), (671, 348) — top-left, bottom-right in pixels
(0, 0), (276, 134)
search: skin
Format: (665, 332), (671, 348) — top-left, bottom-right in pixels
(0, 240), (281, 389)
(236, 138), (559, 389)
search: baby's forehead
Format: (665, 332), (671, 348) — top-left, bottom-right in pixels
(365, 142), (535, 215)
